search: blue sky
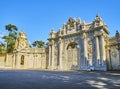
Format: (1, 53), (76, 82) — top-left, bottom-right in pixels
(0, 0), (120, 44)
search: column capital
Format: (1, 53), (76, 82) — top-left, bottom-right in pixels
(58, 38), (62, 44)
(49, 39), (54, 45)
(94, 31), (104, 37)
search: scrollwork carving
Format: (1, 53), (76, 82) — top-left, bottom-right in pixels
(111, 50), (117, 58)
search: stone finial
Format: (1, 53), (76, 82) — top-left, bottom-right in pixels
(78, 18), (81, 24)
(68, 17), (75, 23)
(58, 28), (62, 32)
(96, 14), (99, 18)
(49, 28), (56, 39)
(19, 30), (26, 38)
(81, 20), (85, 25)
(95, 14), (101, 22)
(94, 14), (105, 27)
(51, 28), (56, 34)
(19, 30), (25, 34)
(51, 28), (54, 33)
(115, 30), (120, 37)
(73, 18), (76, 22)
(63, 23), (66, 29)
(58, 28), (62, 36)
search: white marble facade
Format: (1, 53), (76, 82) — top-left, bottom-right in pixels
(48, 15), (120, 71)
(0, 15), (120, 71)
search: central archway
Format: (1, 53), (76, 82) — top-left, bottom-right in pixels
(66, 42), (80, 70)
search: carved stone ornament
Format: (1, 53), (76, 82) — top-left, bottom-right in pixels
(111, 50), (117, 58)
(68, 17), (75, 29)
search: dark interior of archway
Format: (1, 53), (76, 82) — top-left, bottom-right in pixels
(67, 42), (78, 49)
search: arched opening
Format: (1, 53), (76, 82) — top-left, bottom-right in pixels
(20, 55), (24, 68)
(66, 42), (80, 70)
(67, 42), (78, 50)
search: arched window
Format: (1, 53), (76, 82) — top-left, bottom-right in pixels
(21, 55), (24, 65)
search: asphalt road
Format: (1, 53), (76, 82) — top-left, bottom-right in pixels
(0, 70), (120, 89)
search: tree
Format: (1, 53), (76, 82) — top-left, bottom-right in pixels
(2, 24), (18, 53)
(0, 42), (6, 54)
(5, 24), (18, 32)
(32, 40), (45, 48)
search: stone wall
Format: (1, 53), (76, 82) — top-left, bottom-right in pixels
(0, 54), (5, 68)
(13, 48), (47, 69)
(108, 36), (120, 70)
(5, 53), (13, 68)
(0, 53), (13, 69)
(0, 48), (47, 69)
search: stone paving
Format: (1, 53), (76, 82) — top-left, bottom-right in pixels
(0, 70), (120, 89)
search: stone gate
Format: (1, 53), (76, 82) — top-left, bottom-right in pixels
(48, 15), (109, 71)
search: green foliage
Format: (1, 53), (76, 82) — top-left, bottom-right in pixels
(5, 24), (18, 32)
(2, 24), (18, 53)
(0, 42), (6, 54)
(32, 40), (45, 48)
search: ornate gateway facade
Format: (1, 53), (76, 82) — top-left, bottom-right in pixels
(48, 15), (120, 71)
(0, 15), (120, 71)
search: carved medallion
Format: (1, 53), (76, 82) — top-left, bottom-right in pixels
(111, 50), (117, 58)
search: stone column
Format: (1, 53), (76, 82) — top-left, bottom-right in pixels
(83, 34), (88, 66)
(51, 40), (55, 69)
(12, 54), (16, 68)
(25, 55), (29, 69)
(24, 55), (27, 69)
(63, 23), (66, 35)
(33, 54), (37, 68)
(78, 42), (81, 68)
(100, 35), (106, 66)
(16, 54), (20, 69)
(65, 43), (68, 70)
(48, 45), (51, 68)
(95, 36), (100, 66)
(74, 22), (76, 30)
(59, 39), (62, 70)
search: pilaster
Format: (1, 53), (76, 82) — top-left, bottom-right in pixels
(82, 33), (88, 66)
(16, 54), (20, 69)
(51, 40), (55, 69)
(100, 35), (106, 66)
(48, 45), (51, 68)
(59, 38), (62, 70)
(95, 36), (100, 66)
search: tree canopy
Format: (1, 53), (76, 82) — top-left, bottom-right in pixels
(2, 24), (18, 53)
(32, 40), (45, 48)
(0, 42), (6, 54)
(5, 24), (18, 32)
